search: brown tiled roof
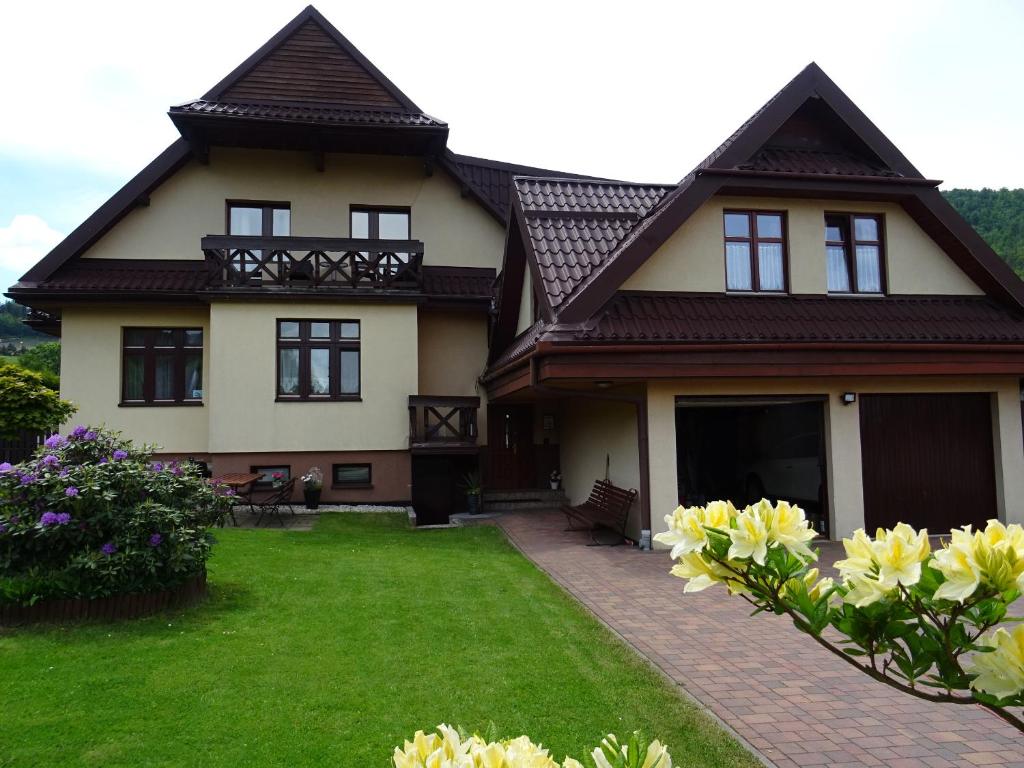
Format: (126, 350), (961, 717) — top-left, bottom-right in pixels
(420, 266), (494, 299)
(740, 147), (899, 177)
(170, 100), (445, 128)
(38, 259), (207, 293)
(576, 293), (1024, 344)
(514, 179), (674, 309)
(444, 153), (611, 223)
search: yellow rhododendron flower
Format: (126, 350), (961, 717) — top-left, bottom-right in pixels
(971, 624), (1024, 700)
(728, 506), (770, 565)
(669, 552), (739, 593)
(785, 568), (834, 602)
(765, 500), (818, 561)
(932, 527), (982, 602)
(843, 572), (892, 607)
(872, 523), (930, 588)
(654, 501), (737, 557)
(835, 528), (876, 578)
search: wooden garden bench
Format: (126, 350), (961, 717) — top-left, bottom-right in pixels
(562, 479), (638, 545)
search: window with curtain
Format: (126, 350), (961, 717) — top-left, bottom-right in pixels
(121, 328), (203, 405)
(351, 207), (411, 275)
(723, 211), (787, 292)
(276, 320), (360, 401)
(227, 201), (290, 273)
(824, 214), (884, 294)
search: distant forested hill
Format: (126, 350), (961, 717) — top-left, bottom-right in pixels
(944, 188), (1024, 277)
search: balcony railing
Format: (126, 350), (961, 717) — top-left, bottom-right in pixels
(409, 396), (480, 453)
(201, 235), (424, 290)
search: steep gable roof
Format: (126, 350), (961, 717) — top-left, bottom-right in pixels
(546, 63), (1024, 323)
(203, 6), (420, 111)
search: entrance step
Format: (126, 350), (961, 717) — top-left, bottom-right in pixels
(482, 488), (567, 511)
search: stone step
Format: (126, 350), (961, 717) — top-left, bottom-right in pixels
(483, 488), (567, 503)
(481, 500), (561, 512)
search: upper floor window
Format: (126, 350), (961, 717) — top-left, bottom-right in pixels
(825, 214), (884, 294)
(724, 211), (786, 292)
(228, 201), (290, 238)
(350, 207), (410, 240)
(122, 328), (203, 405)
(277, 320), (360, 401)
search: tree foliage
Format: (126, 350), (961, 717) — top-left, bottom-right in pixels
(944, 188), (1024, 276)
(0, 301), (44, 342)
(17, 341), (60, 377)
(0, 363), (75, 438)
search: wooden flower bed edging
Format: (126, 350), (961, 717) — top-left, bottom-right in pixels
(0, 571), (207, 626)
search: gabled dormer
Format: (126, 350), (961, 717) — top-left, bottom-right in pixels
(168, 6), (448, 162)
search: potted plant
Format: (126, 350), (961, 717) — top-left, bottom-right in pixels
(549, 469), (562, 491)
(461, 470), (483, 515)
(301, 466), (323, 510)
(271, 471), (285, 488)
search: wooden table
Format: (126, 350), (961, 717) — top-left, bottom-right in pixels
(211, 473), (261, 526)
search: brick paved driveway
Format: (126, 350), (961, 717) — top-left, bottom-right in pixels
(497, 511), (1024, 768)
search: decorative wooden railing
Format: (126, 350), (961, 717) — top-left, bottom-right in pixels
(409, 396), (480, 452)
(201, 235), (424, 290)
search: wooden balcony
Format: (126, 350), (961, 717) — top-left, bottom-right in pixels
(409, 396), (480, 453)
(201, 235), (424, 290)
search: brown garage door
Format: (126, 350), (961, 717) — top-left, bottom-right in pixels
(859, 394), (996, 533)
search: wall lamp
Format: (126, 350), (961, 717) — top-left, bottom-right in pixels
(595, 380), (613, 389)
(840, 392), (857, 405)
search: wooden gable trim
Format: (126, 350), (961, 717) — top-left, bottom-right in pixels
(489, 213), (528, 362)
(201, 5), (421, 112)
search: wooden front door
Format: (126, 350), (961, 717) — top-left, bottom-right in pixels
(486, 404), (535, 489)
(859, 393), (996, 533)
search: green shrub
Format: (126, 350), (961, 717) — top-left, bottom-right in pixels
(0, 427), (232, 605)
(17, 341), (61, 377)
(0, 363), (74, 438)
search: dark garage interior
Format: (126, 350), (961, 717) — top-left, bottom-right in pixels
(676, 397), (829, 535)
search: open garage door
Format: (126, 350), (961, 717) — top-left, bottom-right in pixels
(859, 394), (996, 533)
(676, 397), (829, 535)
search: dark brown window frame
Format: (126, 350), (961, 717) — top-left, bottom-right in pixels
(120, 327), (204, 407)
(225, 200), (291, 236)
(722, 210), (789, 293)
(275, 319), (361, 402)
(250, 465), (291, 488)
(825, 212), (887, 295)
(331, 462), (372, 489)
(349, 205), (412, 239)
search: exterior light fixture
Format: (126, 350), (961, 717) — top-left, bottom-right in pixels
(841, 392), (857, 405)
(595, 380), (613, 389)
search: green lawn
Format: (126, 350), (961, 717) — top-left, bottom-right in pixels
(0, 515), (756, 767)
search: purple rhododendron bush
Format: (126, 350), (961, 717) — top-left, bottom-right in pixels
(0, 426), (231, 606)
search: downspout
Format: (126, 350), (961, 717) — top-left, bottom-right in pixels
(529, 358), (653, 550)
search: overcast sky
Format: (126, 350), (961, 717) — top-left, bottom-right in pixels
(2, 0), (1023, 291)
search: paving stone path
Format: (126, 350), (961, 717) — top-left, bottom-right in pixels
(496, 511), (1024, 768)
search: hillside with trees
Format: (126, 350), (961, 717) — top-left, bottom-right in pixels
(944, 188), (1024, 277)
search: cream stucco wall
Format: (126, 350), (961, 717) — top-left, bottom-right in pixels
(417, 309), (489, 445)
(83, 148), (505, 270)
(207, 301), (417, 453)
(59, 306), (210, 453)
(623, 197), (984, 296)
(646, 377), (1024, 544)
(560, 398), (643, 541)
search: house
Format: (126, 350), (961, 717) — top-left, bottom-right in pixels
(9, 7), (1024, 540)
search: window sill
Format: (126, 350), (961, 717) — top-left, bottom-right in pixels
(275, 396), (362, 403)
(119, 401), (204, 408)
(331, 483), (374, 490)
(725, 290), (789, 297)
(826, 292), (886, 298)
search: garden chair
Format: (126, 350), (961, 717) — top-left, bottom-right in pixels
(253, 478), (297, 527)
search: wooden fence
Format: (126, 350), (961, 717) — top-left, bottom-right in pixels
(0, 430), (50, 464)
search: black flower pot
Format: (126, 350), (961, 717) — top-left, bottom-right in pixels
(466, 492), (481, 515)
(303, 487), (322, 510)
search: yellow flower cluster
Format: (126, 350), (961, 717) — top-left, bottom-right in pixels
(931, 520), (1024, 602)
(834, 523), (931, 606)
(971, 624), (1024, 700)
(393, 726), (672, 768)
(835, 519), (1024, 607)
(655, 499), (819, 592)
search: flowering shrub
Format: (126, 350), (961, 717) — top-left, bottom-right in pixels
(392, 725), (670, 768)
(0, 362), (75, 439)
(655, 499), (1024, 732)
(0, 426), (232, 605)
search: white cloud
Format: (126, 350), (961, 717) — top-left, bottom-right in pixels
(0, 214), (64, 275)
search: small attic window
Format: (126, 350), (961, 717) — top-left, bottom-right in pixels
(825, 214), (885, 294)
